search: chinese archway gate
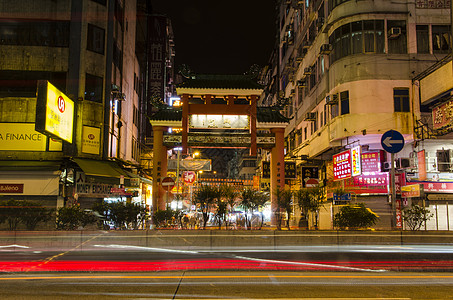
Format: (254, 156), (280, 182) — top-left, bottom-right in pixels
(149, 74), (289, 223)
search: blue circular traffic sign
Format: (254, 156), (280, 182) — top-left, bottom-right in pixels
(381, 130), (405, 153)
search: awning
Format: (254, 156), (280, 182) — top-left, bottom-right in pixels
(0, 160), (62, 172)
(73, 158), (128, 178)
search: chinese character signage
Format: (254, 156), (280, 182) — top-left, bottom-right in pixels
(189, 114), (250, 130)
(361, 151), (385, 173)
(262, 161), (296, 179)
(432, 99), (453, 129)
(285, 162), (297, 179)
(351, 146), (362, 177)
(262, 161), (271, 178)
(82, 126), (100, 155)
(183, 171), (196, 185)
(302, 167), (319, 187)
(417, 150), (427, 180)
(401, 184), (424, 198)
(36, 81), (74, 143)
(333, 150), (352, 180)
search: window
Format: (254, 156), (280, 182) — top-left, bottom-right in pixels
(87, 23), (105, 54)
(329, 20), (384, 64)
(393, 88), (410, 112)
(0, 20), (69, 47)
(340, 91), (349, 115)
(388, 21), (407, 54)
(0, 71), (66, 97)
(85, 73), (103, 103)
(91, 0), (106, 5)
(432, 25), (451, 53)
(437, 149), (451, 172)
(416, 25), (430, 53)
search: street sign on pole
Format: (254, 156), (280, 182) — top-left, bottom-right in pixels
(381, 130), (404, 230)
(381, 130), (405, 153)
(161, 177), (175, 192)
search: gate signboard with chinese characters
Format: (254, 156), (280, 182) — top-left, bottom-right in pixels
(432, 99), (453, 129)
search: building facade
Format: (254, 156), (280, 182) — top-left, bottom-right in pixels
(272, 0), (452, 229)
(0, 0), (168, 226)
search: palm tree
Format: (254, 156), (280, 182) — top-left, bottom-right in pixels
(221, 185), (238, 229)
(294, 186), (324, 230)
(240, 188), (255, 229)
(193, 185), (221, 229)
(273, 187), (293, 230)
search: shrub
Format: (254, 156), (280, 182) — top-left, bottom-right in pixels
(402, 204), (433, 230)
(334, 203), (378, 230)
(56, 205), (97, 230)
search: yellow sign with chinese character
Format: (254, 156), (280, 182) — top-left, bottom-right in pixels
(81, 126), (100, 155)
(36, 81), (74, 143)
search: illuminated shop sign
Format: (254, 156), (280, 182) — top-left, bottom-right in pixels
(189, 114), (249, 129)
(401, 184), (424, 198)
(36, 81), (74, 143)
(333, 150), (352, 180)
(361, 151), (385, 173)
(0, 123), (47, 151)
(81, 126), (100, 155)
(351, 146), (362, 177)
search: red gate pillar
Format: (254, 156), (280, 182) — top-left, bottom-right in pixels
(181, 94), (189, 155)
(249, 95), (258, 156)
(270, 128), (285, 226)
(152, 126), (168, 212)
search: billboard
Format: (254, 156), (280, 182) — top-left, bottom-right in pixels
(333, 149), (352, 180)
(36, 81), (74, 143)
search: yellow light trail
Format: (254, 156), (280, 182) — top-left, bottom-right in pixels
(0, 274), (453, 281)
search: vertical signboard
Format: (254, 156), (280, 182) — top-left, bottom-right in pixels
(333, 149), (352, 180)
(35, 81), (74, 143)
(351, 146), (362, 177)
(82, 126), (101, 155)
(417, 150), (427, 180)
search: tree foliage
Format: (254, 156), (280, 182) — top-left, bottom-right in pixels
(333, 203), (378, 230)
(193, 185), (221, 229)
(402, 204), (433, 230)
(0, 200), (53, 230)
(273, 187), (293, 230)
(56, 205), (96, 230)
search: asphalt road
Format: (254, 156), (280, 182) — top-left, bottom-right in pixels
(0, 271), (452, 299)
(1, 243), (453, 298)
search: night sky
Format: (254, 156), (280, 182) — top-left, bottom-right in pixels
(151, 0), (277, 75)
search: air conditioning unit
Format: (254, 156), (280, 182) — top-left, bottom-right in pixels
(304, 112), (317, 121)
(326, 94), (338, 105)
(388, 27), (401, 39)
(396, 158), (411, 169)
(320, 43), (332, 54)
(303, 67), (312, 75)
(297, 79), (307, 87)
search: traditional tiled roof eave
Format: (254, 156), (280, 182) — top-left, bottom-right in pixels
(256, 106), (291, 125)
(175, 74), (264, 96)
(148, 108), (182, 127)
(176, 87), (263, 96)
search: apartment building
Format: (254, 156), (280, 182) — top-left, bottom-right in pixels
(269, 0), (451, 229)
